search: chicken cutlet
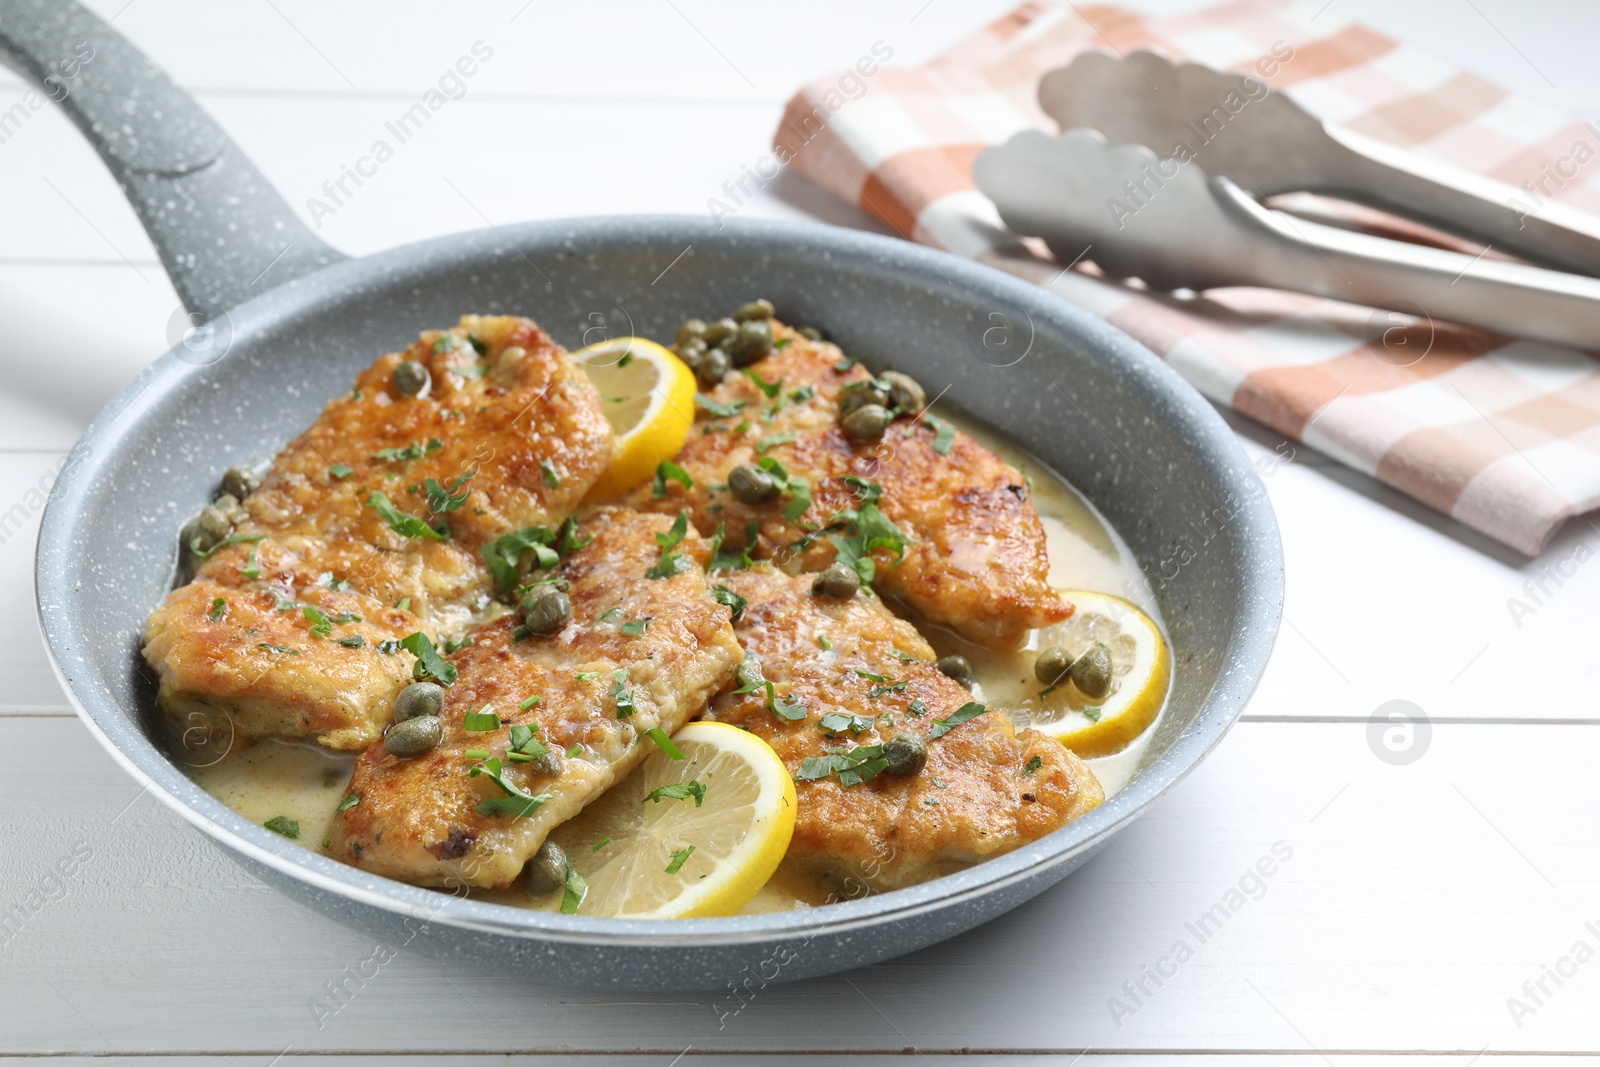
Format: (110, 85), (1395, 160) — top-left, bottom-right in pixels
(621, 320), (1068, 648)
(328, 509), (743, 889)
(707, 565), (1102, 893)
(143, 314), (614, 751)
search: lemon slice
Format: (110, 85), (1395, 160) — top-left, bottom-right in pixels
(571, 337), (696, 501)
(552, 721), (796, 919)
(1022, 590), (1170, 758)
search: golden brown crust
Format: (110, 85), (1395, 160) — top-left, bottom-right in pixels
(619, 322), (1068, 648)
(142, 577), (421, 751)
(329, 509), (743, 888)
(709, 565), (1101, 893)
(144, 316), (615, 751)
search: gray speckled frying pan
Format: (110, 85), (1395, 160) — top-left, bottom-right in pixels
(10, 0), (1282, 990)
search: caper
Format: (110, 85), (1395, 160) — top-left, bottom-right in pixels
(812, 562), (861, 599)
(220, 466), (259, 501)
(880, 371), (926, 413)
(520, 589), (572, 635)
(523, 840), (567, 896)
(841, 403), (892, 441)
(883, 732), (928, 777)
(1034, 646), (1075, 686)
(196, 502), (234, 543)
(696, 347), (731, 386)
(676, 337), (708, 369)
(838, 379), (890, 414)
(703, 317), (738, 345)
(213, 492), (243, 523)
(731, 319), (773, 366)
(728, 464), (777, 505)
(733, 299), (775, 322)
(531, 750), (563, 778)
(393, 359), (429, 397)
(936, 655), (976, 690)
(1070, 645), (1113, 700)
(394, 681), (445, 722)
(799, 326), (825, 341)
(384, 714), (442, 758)
(676, 318), (709, 346)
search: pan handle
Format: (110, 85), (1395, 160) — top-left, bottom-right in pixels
(0, 0), (345, 321)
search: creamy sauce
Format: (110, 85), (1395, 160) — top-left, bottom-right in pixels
(182, 410), (1167, 913)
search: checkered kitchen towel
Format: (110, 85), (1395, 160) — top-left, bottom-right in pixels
(772, 0), (1600, 555)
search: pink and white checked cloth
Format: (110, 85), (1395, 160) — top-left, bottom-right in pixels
(772, 0), (1600, 555)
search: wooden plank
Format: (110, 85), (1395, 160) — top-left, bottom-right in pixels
(0, 94), (886, 266)
(0, 0), (1017, 100)
(0, 1062), (1574, 1067)
(1, 716), (1595, 1053)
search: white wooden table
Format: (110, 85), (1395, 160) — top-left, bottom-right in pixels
(4, 0), (1599, 1061)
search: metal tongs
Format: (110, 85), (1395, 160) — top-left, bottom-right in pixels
(974, 50), (1600, 351)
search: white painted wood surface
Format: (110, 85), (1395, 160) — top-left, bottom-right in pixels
(3, 0), (1599, 1058)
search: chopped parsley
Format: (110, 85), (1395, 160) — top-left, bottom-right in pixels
(644, 728), (684, 759)
(795, 744), (889, 786)
(208, 597), (227, 622)
(540, 460), (561, 489)
(827, 477), (910, 584)
(367, 491), (448, 541)
(754, 457), (812, 524)
(373, 438), (442, 462)
(707, 522), (758, 571)
(620, 618), (649, 637)
(1023, 755), (1042, 777)
(929, 701), (989, 739)
(443, 635), (473, 654)
(504, 723), (549, 762)
(645, 780), (706, 807)
(561, 863), (587, 914)
(263, 816), (300, 839)
(422, 471), (473, 512)
(481, 526), (560, 593)
(337, 635), (365, 648)
(665, 845), (696, 874)
(469, 757), (551, 818)
(328, 464), (353, 480)
(302, 606), (332, 639)
(819, 712), (873, 735)
(755, 432), (796, 453)
(644, 511), (692, 579)
(834, 357), (859, 372)
(710, 585), (746, 622)
(188, 532), (264, 559)
(924, 414), (955, 454)
(609, 670), (636, 718)
(695, 394), (746, 418)
(241, 541), (261, 580)
(399, 631), (456, 686)
(741, 368), (782, 398)
(651, 460), (692, 498)
(462, 710), (502, 732)
(816, 633), (832, 651)
(1083, 706), (1103, 722)
(337, 793), (361, 812)
(518, 695), (541, 711)
(256, 642), (298, 655)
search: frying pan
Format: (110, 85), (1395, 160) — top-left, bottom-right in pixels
(11, 0), (1283, 990)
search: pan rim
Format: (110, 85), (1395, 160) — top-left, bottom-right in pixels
(35, 212), (1282, 946)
